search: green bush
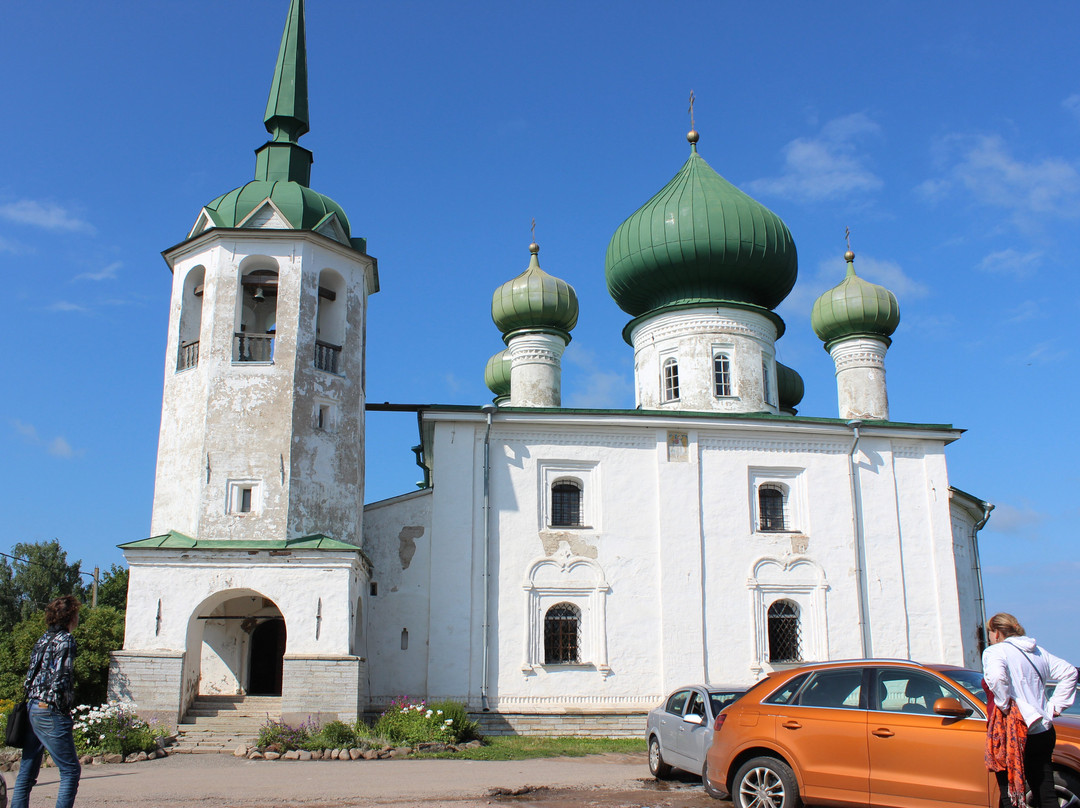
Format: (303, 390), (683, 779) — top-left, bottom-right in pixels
(72, 702), (168, 757)
(373, 698), (480, 746)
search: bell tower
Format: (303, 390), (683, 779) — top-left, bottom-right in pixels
(111, 0), (378, 730)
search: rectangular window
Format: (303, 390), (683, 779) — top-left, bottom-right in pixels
(226, 480), (261, 515)
(762, 360), (771, 405)
(663, 358), (680, 402)
(239, 487), (252, 513)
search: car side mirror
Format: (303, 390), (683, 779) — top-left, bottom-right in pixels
(683, 713), (704, 725)
(934, 697), (972, 718)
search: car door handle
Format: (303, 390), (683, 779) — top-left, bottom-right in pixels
(781, 720), (802, 730)
(872, 728), (895, 738)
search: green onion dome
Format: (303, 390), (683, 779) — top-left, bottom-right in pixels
(811, 250), (900, 347)
(491, 243), (579, 338)
(203, 180), (352, 236)
(605, 133), (798, 316)
(776, 361), (805, 412)
(484, 349), (511, 398)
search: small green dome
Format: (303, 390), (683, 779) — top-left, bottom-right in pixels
(776, 362), (804, 412)
(492, 243), (579, 337)
(811, 251), (900, 346)
(605, 137), (798, 316)
(204, 180), (352, 236)
(484, 349), (511, 398)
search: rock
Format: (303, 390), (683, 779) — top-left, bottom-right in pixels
(376, 750), (391, 759)
(264, 752), (280, 760)
(234, 745), (248, 757)
(328, 748), (338, 760)
(92, 756), (104, 765)
(80, 755), (94, 765)
(104, 754), (123, 764)
(147, 751), (158, 760)
(417, 742), (450, 753)
(125, 753), (140, 763)
(362, 750), (378, 760)
(267, 744), (282, 754)
(349, 748), (361, 760)
(310, 749), (322, 760)
(283, 750), (301, 760)
(298, 750), (312, 761)
(135, 751), (148, 762)
(464, 740), (483, 749)
(248, 751), (264, 760)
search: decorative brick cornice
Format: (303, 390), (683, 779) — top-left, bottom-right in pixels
(631, 308), (777, 347)
(701, 438), (847, 454)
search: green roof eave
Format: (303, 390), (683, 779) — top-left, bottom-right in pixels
(118, 530), (361, 553)
(621, 300), (787, 345)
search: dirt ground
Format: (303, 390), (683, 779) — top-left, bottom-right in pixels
(1, 752), (731, 808)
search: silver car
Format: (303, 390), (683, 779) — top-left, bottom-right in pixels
(646, 684), (746, 779)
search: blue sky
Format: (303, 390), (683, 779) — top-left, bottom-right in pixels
(3, 2), (1078, 663)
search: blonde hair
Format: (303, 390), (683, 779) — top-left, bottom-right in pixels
(987, 612), (1025, 638)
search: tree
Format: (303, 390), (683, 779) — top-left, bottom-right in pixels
(0, 607), (126, 707)
(0, 540), (84, 634)
(92, 564), (129, 612)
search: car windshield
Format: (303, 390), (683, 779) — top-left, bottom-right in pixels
(939, 668), (986, 699)
(709, 690), (744, 715)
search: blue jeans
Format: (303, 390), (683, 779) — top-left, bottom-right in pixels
(10, 703), (81, 808)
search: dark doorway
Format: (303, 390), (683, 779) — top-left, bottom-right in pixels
(248, 618), (286, 695)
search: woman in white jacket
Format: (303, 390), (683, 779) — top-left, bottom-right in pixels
(983, 612), (1077, 808)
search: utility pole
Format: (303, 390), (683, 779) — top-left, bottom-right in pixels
(92, 566), (99, 608)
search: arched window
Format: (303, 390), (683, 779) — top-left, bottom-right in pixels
(714, 353), (732, 397)
(315, 269), (346, 374)
(551, 479), (583, 527)
(762, 360), (772, 405)
(544, 602), (581, 664)
(767, 599), (802, 663)
(236, 263), (279, 363)
(177, 266), (205, 371)
(662, 358), (680, 402)
(758, 483), (788, 531)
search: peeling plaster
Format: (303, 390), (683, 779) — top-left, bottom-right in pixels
(539, 531), (598, 559)
(397, 526), (424, 570)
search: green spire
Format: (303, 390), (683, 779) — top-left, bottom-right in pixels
(254, 0), (313, 186)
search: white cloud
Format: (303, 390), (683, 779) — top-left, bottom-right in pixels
(74, 261), (121, 282)
(920, 134), (1080, 222)
(854, 256), (929, 300)
(977, 249), (1042, 279)
(10, 419), (80, 459)
(48, 437), (76, 458)
(1006, 300), (1043, 324)
(563, 346), (633, 409)
(45, 301), (91, 313)
(746, 113), (883, 202)
(985, 502), (1048, 538)
(1023, 340), (1069, 365)
(1063, 93), (1080, 123)
(0, 199), (96, 234)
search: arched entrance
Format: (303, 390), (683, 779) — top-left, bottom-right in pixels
(248, 618), (286, 695)
(183, 590), (286, 700)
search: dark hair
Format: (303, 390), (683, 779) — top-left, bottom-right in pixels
(45, 595), (81, 629)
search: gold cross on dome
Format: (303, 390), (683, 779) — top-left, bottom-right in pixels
(688, 90), (696, 130)
(531, 218), (536, 243)
(845, 226), (851, 251)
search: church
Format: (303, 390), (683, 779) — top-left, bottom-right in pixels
(108, 0), (992, 735)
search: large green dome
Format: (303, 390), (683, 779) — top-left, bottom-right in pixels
(811, 250), (900, 347)
(605, 136), (798, 316)
(492, 243), (579, 337)
(203, 180), (352, 236)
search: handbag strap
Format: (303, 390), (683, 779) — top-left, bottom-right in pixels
(1005, 641), (1047, 685)
(22, 633), (50, 699)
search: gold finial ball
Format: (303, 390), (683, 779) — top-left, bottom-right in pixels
(687, 129), (699, 144)
(845, 250), (855, 262)
(529, 242), (540, 254)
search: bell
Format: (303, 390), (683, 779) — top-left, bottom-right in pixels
(253, 286), (265, 302)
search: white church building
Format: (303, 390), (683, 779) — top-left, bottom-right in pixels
(109, 0), (992, 734)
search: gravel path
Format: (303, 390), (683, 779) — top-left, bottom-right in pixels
(1, 752), (730, 808)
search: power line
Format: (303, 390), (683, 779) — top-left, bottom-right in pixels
(0, 549), (97, 580)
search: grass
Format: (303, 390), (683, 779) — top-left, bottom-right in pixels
(412, 735), (646, 761)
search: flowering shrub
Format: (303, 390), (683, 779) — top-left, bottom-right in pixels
(72, 702), (168, 757)
(373, 698), (479, 746)
(257, 718), (313, 751)
(0, 698), (14, 725)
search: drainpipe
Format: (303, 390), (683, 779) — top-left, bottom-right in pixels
(971, 501), (994, 653)
(846, 420), (868, 657)
(480, 404), (496, 711)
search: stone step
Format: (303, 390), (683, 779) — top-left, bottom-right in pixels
(175, 695), (279, 753)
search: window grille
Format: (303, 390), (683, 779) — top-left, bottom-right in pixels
(767, 600), (802, 663)
(551, 479), (583, 527)
(544, 603), (581, 664)
(714, 353), (732, 397)
(663, 358), (680, 402)
(758, 484), (788, 531)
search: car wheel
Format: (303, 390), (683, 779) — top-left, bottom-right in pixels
(1045, 769), (1080, 808)
(648, 736), (672, 779)
(702, 759), (727, 800)
(732, 756), (801, 808)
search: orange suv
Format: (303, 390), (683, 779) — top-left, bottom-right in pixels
(703, 659), (1080, 808)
